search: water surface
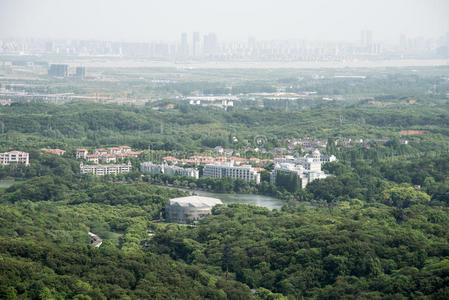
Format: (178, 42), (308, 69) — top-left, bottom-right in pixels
(163, 186), (285, 210)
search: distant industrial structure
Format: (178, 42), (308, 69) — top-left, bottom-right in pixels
(165, 196), (222, 224)
(140, 162), (199, 179)
(0, 151), (30, 166)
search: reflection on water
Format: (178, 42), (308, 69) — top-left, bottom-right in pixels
(164, 186), (285, 210)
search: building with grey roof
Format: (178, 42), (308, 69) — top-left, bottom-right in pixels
(166, 196), (223, 224)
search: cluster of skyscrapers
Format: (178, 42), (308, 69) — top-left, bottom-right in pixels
(1, 31), (448, 60)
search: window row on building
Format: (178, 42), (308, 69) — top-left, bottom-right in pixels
(203, 163), (260, 184)
(80, 162), (132, 176)
(77, 146), (142, 163)
(0, 151), (30, 166)
(140, 162), (199, 179)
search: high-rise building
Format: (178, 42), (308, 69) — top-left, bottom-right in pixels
(400, 34), (407, 51)
(192, 32), (200, 57)
(203, 33), (218, 55)
(360, 30), (373, 47)
(75, 67), (85, 79)
(180, 32), (189, 56)
(48, 64), (68, 77)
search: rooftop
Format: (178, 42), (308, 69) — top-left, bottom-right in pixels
(168, 196), (223, 208)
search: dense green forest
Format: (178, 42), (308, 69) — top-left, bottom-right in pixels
(1, 66), (449, 299)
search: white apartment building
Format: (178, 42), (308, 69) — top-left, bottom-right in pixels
(76, 148), (88, 159)
(140, 162), (199, 179)
(274, 150), (336, 166)
(270, 150), (329, 188)
(80, 161), (132, 176)
(203, 163), (260, 184)
(0, 151), (30, 166)
(140, 162), (163, 174)
(270, 163), (308, 188)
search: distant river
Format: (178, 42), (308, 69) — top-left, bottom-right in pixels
(161, 186), (285, 210)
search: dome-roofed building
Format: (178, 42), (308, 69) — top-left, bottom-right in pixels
(166, 196), (223, 224)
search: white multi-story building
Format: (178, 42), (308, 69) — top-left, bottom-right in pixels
(0, 151), (30, 166)
(76, 148), (88, 159)
(99, 154), (117, 163)
(77, 146), (142, 162)
(203, 163), (260, 184)
(270, 163), (308, 188)
(41, 148), (66, 156)
(270, 150), (329, 188)
(163, 165), (199, 179)
(80, 161), (132, 176)
(274, 150), (336, 166)
(140, 162), (199, 179)
(140, 162), (163, 174)
(86, 154), (99, 164)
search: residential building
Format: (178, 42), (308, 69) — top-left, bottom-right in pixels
(99, 154), (116, 163)
(41, 148), (65, 156)
(80, 161), (132, 176)
(86, 154), (99, 164)
(140, 162), (199, 179)
(270, 163), (308, 188)
(107, 147), (122, 155)
(119, 145), (132, 153)
(77, 145), (141, 162)
(203, 163), (260, 184)
(319, 154), (337, 163)
(0, 151), (30, 166)
(76, 148), (88, 159)
(270, 149), (329, 188)
(94, 148), (108, 156)
(274, 150), (336, 165)
(140, 162), (163, 174)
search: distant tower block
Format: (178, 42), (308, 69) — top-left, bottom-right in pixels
(48, 64), (68, 77)
(75, 67), (85, 79)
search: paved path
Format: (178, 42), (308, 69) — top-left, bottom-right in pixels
(88, 231), (102, 247)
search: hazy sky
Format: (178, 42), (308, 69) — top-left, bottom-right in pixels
(1, 0), (448, 43)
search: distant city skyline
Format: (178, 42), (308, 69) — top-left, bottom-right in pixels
(1, 0), (448, 43)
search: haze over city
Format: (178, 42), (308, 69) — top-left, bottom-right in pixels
(1, 0), (448, 43)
